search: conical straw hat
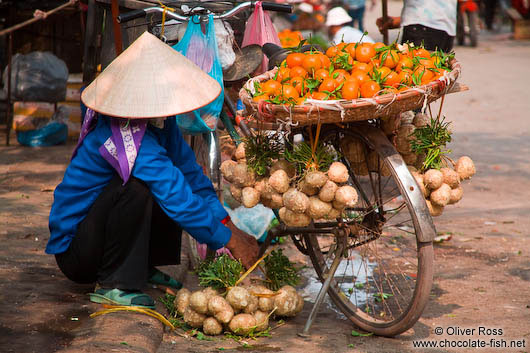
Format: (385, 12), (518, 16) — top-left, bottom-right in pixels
(81, 31), (222, 118)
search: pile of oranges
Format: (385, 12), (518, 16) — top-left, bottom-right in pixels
(278, 29), (304, 48)
(252, 42), (454, 106)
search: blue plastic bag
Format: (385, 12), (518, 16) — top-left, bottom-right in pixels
(173, 15), (224, 135)
(17, 121), (68, 147)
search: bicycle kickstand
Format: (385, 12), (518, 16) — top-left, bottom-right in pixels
(298, 231), (348, 337)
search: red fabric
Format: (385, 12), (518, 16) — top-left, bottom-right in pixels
(221, 215), (231, 225)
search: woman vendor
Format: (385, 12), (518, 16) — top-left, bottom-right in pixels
(45, 32), (259, 309)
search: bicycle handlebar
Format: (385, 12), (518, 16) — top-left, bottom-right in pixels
(117, 1), (292, 23)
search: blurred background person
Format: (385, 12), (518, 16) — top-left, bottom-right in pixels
(377, 0), (457, 52)
(326, 7), (375, 44)
(343, 0), (376, 32)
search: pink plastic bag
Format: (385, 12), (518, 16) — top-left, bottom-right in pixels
(242, 1), (281, 74)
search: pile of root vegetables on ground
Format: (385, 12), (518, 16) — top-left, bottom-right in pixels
(382, 110), (476, 216)
(165, 251), (303, 337)
(221, 130), (357, 227)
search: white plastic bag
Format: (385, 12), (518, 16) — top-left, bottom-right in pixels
(214, 20), (236, 70)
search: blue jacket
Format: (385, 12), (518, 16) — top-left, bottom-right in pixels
(46, 116), (230, 254)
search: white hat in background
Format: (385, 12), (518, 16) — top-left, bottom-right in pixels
(325, 7), (352, 27)
(298, 3), (314, 13)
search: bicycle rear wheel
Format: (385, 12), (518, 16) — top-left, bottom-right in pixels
(304, 124), (435, 336)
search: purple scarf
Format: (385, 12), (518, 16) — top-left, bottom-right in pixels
(72, 108), (147, 184)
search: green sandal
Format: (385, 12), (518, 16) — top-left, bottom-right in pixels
(148, 268), (183, 290)
(89, 288), (155, 309)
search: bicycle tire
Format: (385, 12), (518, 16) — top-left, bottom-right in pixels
(304, 124), (435, 336)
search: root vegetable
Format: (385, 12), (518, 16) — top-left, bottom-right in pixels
(269, 170), (290, 194)
(189, 291), (209, 315)
(233, 163), (255, 187)
(396, 123), (416, 139)
(226, 287), (251, 311)
(230, 184), (242, 202)
(202, 287), (219, 301)
(273, 285), (299, 317)
(308, 196), (332, 219)
(242, 187), (260, 208)
(455, 156), (476, 180)
(341, 137), (366, 164)
(269, 192), (284, 209)
(401, 110), (415, 125)
(402, 153), (418, 165)
(449, 185), (464, 204)
(327, 162), (349, 183)
(300, 179), (319, 196)
(333, 200), (346, 211)
(381, 114), (400, 135)
(183, 308), (206, 328)
(413, 112), (430, 128)
(324, 207), (342, 220)
(335, 186), (358, 207)
(279, 207), (311, 227)
(411, 171), (429, 198)
(283, 188), (310, 213)
(174, 288), (191, 316)
(440, 167), (460, 188)
(243, 294), (259, 314)
(208, 295), (234, 324)
(395, 136), (412, 154)
(270, 159), (296, 178)
(203, 317), (223, 336)
(318, 180), (338, 202)
(426, 200), (443, 217)
(424, 169), (443, 190)
(305, 171), (328, 188)
(254, 178), (272, 200)
(229, 314), (256, 336)
(253, 311), (269, 332)
(293, 294), (304, 315)
(430, 183), (451, 207)
(248, 285), (275, 312)
(235, 142), (246, 160)
(220, 160), (237, 183)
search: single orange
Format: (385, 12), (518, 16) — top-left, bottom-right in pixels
(331, 69), (350, 84)
(261, 79), (282, 95)
(350, 69), (370, 85)
(289, 76), (306, 95)
(326, 46), (338, 58)
(286, 53), (306, 68)
(355, 43), (376, 63)
(341, 81), (360, 100)
(395, 57), (414, 72)
(318, 78), (339, 93)
(319, 53), (331, 68)
(383, 71), (400, 87)
(360, 80), (381, 98)
(380, 49), (400, 69)
(314, 68), (330, 81)
(280, 84), (300, 99)
(310, 91), (329, 100)
(276, 67), (291, 82)
(290, 66), (308, 78)
(302, 54), (322, 72)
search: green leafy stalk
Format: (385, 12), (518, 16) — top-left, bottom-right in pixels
(410, 116), (452, 171)
(197, 254), (244, 289)
(243, 131), (283, 176)
(263, 249), (301, 291)
(284, 141), (337, 179)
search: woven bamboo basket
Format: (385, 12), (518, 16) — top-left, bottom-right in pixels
(239, 60), (461, 127)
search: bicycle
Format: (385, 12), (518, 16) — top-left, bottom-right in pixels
(117, 2), (449, 337)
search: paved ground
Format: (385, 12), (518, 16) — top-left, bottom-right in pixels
(1, 4), (529, 353)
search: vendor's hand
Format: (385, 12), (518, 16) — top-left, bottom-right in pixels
(225, 221), (259, 270)
(376, 16), (399, 33)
